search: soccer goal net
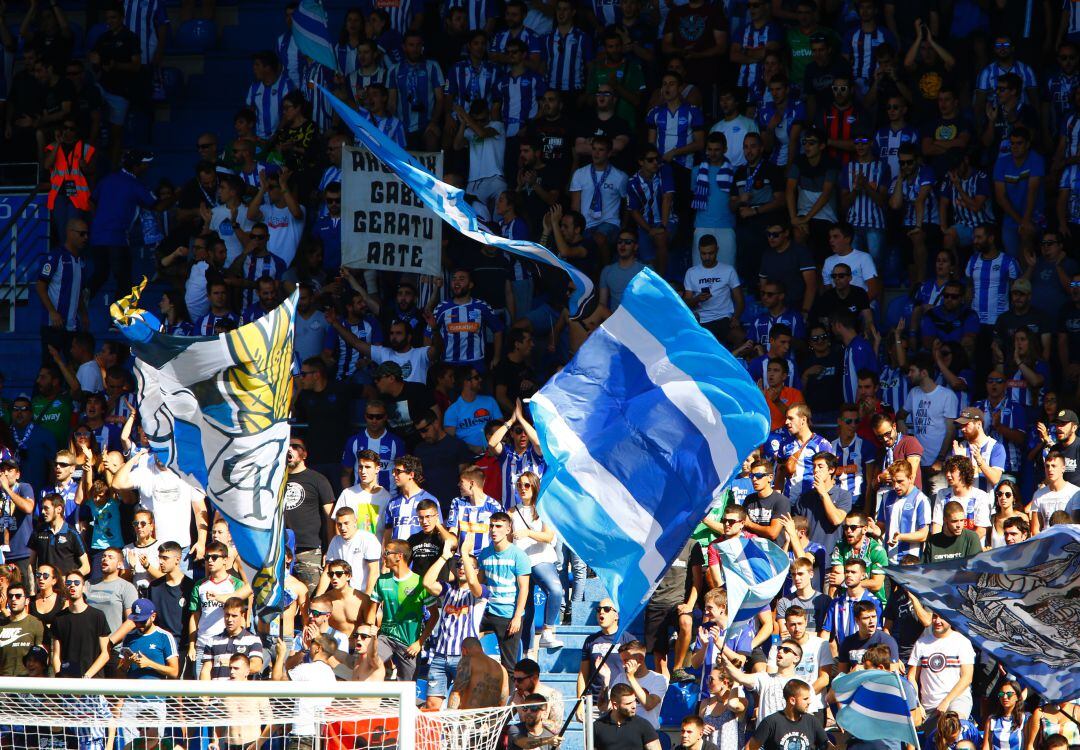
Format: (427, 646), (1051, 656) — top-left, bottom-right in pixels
(0, 677), (517, 750)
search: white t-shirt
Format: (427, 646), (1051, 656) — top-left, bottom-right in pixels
(76, 360), (104, 394)
(570, 163), (629, 229)
(209, 206), (255, 266)
(709, 114), (760, 166)
(288, 660), (336, 736)
(294, 310), (329, 361)
(129, 461), (202, 548)
(333, 485), (392, 537)
(185, 260), (213, 320)
(370, 345), (430, 384)
(464, 121), (506, 181)
(325, 529), (382, 592)
(767, 636), (834, 711)
(612, 669), (669, 728)
(903, 385), (959, 459)
(823, 250), (878, 292)
(683, 262), (740, 322)
(262, 203), (306, 266)
(932, 487), (993, 528)
(1030, 481), (1080, 527)
(751, 672), (800, 725)
(510, 504), (557, 565)
(122, 539), (164, 596)
(908, 629), (976, 716)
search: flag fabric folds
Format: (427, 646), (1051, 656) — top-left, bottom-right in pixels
(110, 282), (297, 617)
(712, 535), (790, 638)
(318, 85), (596, 318)
(833, 669), (920, 747)
(886, 526), (1080, 702)
(293, 0), (338, 73)
(529, 267), (770, 630)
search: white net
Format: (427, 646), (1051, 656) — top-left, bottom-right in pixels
(0, 679), (517, 750)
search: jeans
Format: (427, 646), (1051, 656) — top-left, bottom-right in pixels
(853, 227), (886, 267)
(529, 561), (565, 628)
(556, 540), (587, 602)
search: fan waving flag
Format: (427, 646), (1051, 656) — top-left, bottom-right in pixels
(530, 267), (770, 628)
(293, 0), (338, 72)
(886, 526), (1080, 702)
(833, 669), (920, 747)
(110, 281), (297, 618)
(318, 85), (596, 318)
(712, 536), (789, 639)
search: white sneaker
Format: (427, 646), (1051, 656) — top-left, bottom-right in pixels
(538, 633), (564, 649)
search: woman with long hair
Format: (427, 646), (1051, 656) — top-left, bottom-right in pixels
(931, 710), (980, 750)
(30, 562), (66, 639)
(1023, 390), (1061, 499)
(1031, 702), (1080, 747)
(981, 680), (1033, 750)
(698, 667), (747, 750)
(335, 8), (365, 76)
(996, 329), (1049, 411)
(987, 479), (1026, 548)
(269, 91), (317, 172)
(67, 428), (100, 485)
(159, 289), (194, 336)
(511, 470), (565, 649)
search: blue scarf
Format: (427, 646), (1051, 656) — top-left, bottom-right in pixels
(691, 161), (719, 211)
(590, 164), (612, 217)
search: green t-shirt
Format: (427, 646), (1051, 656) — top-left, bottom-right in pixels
(586, 59), (646, 126)
(370, 572), (436, 646)
(829, 537), (890, 602)
(787, 26), (841, 85)
(922, 529), (983, 565)
(31, 394), (73, 445)
(691, 489), (731, 547)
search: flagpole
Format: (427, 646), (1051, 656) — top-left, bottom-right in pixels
(556, 639), (620, 740)
(894, 668), (920, 748)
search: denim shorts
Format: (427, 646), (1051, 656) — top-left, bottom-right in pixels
(426, 653), (461, 697)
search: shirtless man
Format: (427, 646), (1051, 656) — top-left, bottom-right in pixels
(349, 624), (386, 681)
(322, 559), (367, 637)
(448, 637), (509, 709)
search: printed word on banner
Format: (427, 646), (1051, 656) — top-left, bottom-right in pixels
(342, 145), (443, 276)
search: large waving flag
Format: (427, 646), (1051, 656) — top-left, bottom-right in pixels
(318, 85), (596, 318)
(886, 526), (1080, 702)
(110, 282), (297, 617)
(713, 535), (789, 638)
(833, 670), (920, 747)
(530, 267), (770, 628)
(293, 0), (338, 72)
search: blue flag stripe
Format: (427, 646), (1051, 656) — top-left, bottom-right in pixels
(833, 670), (920, 747)
(293, 0), (338, 72)
(318, 86), (595, 317)
(715, 536), (789, 633)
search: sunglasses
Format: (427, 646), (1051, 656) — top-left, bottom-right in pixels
(8, 593), (24, 599)
(942, 293), (961, 300)
(356, 632), (374, 640)
(12, 406), (29, 412)
(843, 524), (864, 531)
(365, 413), (387, 419)
(64, 579), (83, 587)
(250, 234), (269, 241)
(749, 472), (770, 480)
(779, 646), (801, 657)
(616, 238), (635, 245)
(996, 490), (1013, 497)
(997, 691), (1016, 698)
(597, 605), (615, 613)
(205, 554), (224, 561)
(34, 572), (52, 579)
(722, 517), (742, 524)
(810, 334), (829, 342)
(329, 570), (349, 578)
(1042, 239), (1061, 245)
(899, 159), (916, 166)
(853, 138), (870, 144)
(831, 85), (849, 92)
(513, 675), (531, 682)
(518, 481), (534, 488)
(987, 377), (1005, 383)
(133, 520), (150, 527)
(197, 142), (215, 149)
(54, 462), (73, 468)
(309, 609), (330, 618)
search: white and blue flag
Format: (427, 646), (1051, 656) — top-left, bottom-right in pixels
(530, 268), (769, 629)
(110, 281), (296, 618)
(886, 526), (1080, 702)
(293, 0), (338, 73)
(833, 669), (920, 747)
(318, 85), (596, 318)
(712, 535), (789, 638)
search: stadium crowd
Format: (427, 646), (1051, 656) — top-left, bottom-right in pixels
(2, 0), (1080, 748)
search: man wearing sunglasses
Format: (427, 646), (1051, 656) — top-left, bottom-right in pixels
(743, 457), (790, 543)
(29, 493), (89, 578)
(723, 637), (804, 727)
(51, 569), (110, 678)
(507, 693), (559, 748)
(0, 583), (44, 676)
(578, 598), (633, 718)
(188, 541), (250, 668)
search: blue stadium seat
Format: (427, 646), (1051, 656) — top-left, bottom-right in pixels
(84, 22), (108, 53)
(174, 19), (217, 52)
(160, 66), (184, 98)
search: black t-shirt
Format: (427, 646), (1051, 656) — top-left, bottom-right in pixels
(575, 112), (635, 173)
(407, 529), (447, 581)
(518, 162), (562, 235)
(42, 78), (76, 119)
(733, 161), (784, 212)
(415, 434), (475, 516)
(758, 242), (816, 310)
(1057, 303), (1080, 364)
(802, 347), (845, 415)
(283, 467), (336, 551)
(492, 356), (539, 404)
(838, 629), (899, 666)
(385, 381), (437, 448)
(93, 27), (141, 95)
(148, 575), (195, 645)
(882, 585), (923, 663)
(753, 710), (828, 750)
(31, 524), (86, 575)
(1052, 437), (1080, 484)
(461, 249), (514, 311)
(524, 115), (576, 186)
(744, 491), (791, 544)
(295, 383), (353, 465)
(920, 114), (974, 176)
(593, 712), (659, 750)
(803, 60), (850, 110)
(52, 606), (110, 677)
(808, 286), (871, 331)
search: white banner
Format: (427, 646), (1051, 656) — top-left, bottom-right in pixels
(341, 145), (442, 276)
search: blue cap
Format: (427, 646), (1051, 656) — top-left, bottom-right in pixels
(129, 598), (156, 622)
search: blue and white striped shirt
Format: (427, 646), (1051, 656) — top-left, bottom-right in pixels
(841, 159), (889, 229)
(590, 0), (622, 27)
(755, 98), (805, 166)
(448, 495), (503, 553)
(747, 310), (806, 347)
(832, 435), (877, 500)
(877, 488), (930, 561)
(383, 489), (442, 540)
(872, 125), (919, 177)
(493, 70), (546, 137)
(335, 42), (362, 77)
(443, 0), (497, 30)
(647, 102), (705, 169)
(500, 446), (546, 509)
(1066, 0), (1080, 37)
(877, 363), (910, 414)
(965, 251), (1020, 325)
(431, 585), (488, 657)
(736, 21), (784, 90)
(369, 112), (407, 148)
(844, 26), (894, 84)
(244, 73), (294, 138)
(490, 27), (544, 58)
(988, 716), (1027, 750)
(627, 166), (676, 226)
(823, 590), (881, 643)
(342, 429), (405, 491)
(448, 60), (500, 108)
(368, 0), (419, 34)
(123, 0), (168, 64)
(391, 59), (445, 133)
(193, 312), (239, 336)
(433, 297), (504, 365)
(1043, 70), (1079, 136)
(350, 64), (391, 102)
(276, 31), (302, 89)
(892, 164), (938, 227)
(37, 250), (84, 330)
(939, 169), (995, 228)
(1062, 113), (1080, 161)
(323, 315), (382, 380)
(976, 60), (1039, 106)
(842, 337), (879, 403)
(542, 26), (593, 92)
(779, 434), (834, 498)
(239, 254), (286, 309)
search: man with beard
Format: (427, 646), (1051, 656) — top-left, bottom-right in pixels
(516, 137), (562, 234)
(434, 269), (504, 371)
(524, 90), (575, 187)
(328, 318), (434, 385)
(282, 437), (335, 593)
(747, 680), (827, 750)
(508, 694), (561, 748)
(593, 683), (660, 750)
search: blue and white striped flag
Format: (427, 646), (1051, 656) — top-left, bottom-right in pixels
(293, 0), (338, 73)
(530, 268), (769, 628)
(318, 85), (596, 318)
(110, 281), (296, 618)
(886, 526), (1080, 702)
(712, 535), (789, 637)
(833, 669), (920, 747)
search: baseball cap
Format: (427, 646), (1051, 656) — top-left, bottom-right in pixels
(373, 361), (403, 380)
(955, 407), (985, 425)
(1054, 409), (1079, 425)
(1011, 278), (1032, 294)
(129, 598), (156, 622)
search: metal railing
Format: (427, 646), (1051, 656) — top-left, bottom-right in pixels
(0, 163), (48, 332)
